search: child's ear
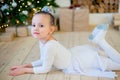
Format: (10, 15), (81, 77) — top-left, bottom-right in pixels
(50, 26), (56, 34)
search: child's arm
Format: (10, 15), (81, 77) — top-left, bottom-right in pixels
(9, 57), (43, 76)
(9, 67), (34, 76)
(31, 59), (43, 67)
(32, 46), (55, 74)
(10, 63), (33, 71)
(9, 63), (34, 76)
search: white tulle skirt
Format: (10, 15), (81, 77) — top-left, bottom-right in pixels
(63, 45), (117, 78)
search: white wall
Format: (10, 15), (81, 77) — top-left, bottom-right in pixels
(55, 0), (71, 7)
(89, 13), (113, 25)
(119, 0), (120, 13)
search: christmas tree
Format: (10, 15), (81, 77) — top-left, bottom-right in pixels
(0, 0), (58, 32)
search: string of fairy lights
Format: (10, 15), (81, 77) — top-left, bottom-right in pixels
(0, 24), (8, 29)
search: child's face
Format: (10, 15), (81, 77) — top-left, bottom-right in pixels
(31, 14), (52, 40)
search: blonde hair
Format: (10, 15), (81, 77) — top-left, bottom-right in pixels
(34, 11), (55, 26)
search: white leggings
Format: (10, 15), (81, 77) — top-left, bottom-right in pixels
(100, 56), (120, 70)
(98, 39), (120, 70)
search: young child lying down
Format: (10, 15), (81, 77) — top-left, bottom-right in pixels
(9, 6), (120, 78)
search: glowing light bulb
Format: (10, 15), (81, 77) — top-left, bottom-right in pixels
(37, 1), (40, 3)
(47, 3), (50, 5)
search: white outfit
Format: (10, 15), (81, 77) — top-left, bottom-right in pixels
(63, 45), (118, 78)
(32, 40), (71, 73)
(32, 40), (120, 78)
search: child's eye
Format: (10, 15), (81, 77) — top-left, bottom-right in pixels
(32, 25), (35, 27)
(39, 25), (44, 27)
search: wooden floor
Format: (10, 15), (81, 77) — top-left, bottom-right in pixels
(0, 27), (120, 80)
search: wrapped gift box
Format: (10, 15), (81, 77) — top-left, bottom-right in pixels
(74, 8), (89, 31)
(114, 21), (120, 26)
(0, 32), (14, 41)
(113, 14), (120, 20)
(113, 14), (120, 26)
(59, 8), (73, 31)
(59, 8), (89, 31)
(113, 14), (120, 30)
(17, 26), (28, 37)
(6, 26), (28, 37)
(28, 25), (32, 36)
(6, 27), (16, 36)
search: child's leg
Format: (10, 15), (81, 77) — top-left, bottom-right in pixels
(98, 39), (120, 64)
(101, 56), (120, 70)
(89, 24), (120, 63)
(88, 24), (109, 44)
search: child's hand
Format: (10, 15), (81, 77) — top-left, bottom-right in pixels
(9, 68), (25, 76)
(10, 65), (23, 70)
(9, 64), (33, 76)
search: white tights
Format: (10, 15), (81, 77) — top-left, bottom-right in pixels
(98, 39), (120, 70)
(89, 24), (120, 70)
